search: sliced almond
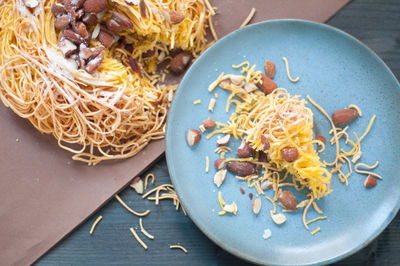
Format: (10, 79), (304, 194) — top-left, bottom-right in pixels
(76, 22), (89, 38)
(111, 11), (133, 30)
(216, 134), (230, 146)
(91, 24), (101, 39)
(230, 75), (245, 86)
(244, 82), (257, 93)
(128, 57), (142, 77)
(106, 19), (124, 33)
(130, 176), (144, 194)
(261, 180), (273, 190)
(186, 129), (201, 146)
(63, 29), (85, 44)
(223, 202), (237, 214)
(364, 175), (377, 188)
(213, 169), (227, 188)
(279, 190), (298, 210)
(85, 52), (104, 74)
(82, 13), (98, 26)
(202, 118), (216, 130)
(24, 0), (39, 8)
(271, 213), (286, 225)
(332, 108), (359, 126)
(98, 30), (116, 48)
(252, 198), (262, 215)
(264, 60), (276, 78)
(214, 159), (225, 170)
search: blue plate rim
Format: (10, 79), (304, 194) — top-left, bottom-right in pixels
(166, 18), (400, 265)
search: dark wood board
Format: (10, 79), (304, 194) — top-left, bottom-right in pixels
(35, 0), (399, 265)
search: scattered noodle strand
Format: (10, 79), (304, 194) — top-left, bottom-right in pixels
(282, 57), (300, 82)
(89, 216), (103, 235)
(240, 8), (256, 28)
(170, 245), (188, 253)
(115, 194), (150, 217)
(130, 227), (148, 250)
(139, 218), (155, 240)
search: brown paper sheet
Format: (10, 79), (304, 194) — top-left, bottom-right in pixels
(0, 0), (350, 265)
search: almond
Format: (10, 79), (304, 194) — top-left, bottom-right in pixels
(125, 0), (139, 5)
(84, 0), (108, 14)
(139, 0), (146, 17)
(76, 22), (89, 38)
(186, 129), (201, 146)
(364, 175), (377, 188)
(58, 39), (77, 57)
(240, 187), (245, 194)
(279, 190), (298, 210)
(162, 9), (185, 24)
(202, 118), (216, 130)
(226, 161), (255, 176)
(332, 108), (359, 126)
(281, 147), (299, 162)
(82, 13), (97, 26)
(85, 52), (104, 74)
(54, 15), (71, 30)
(70, 53), (85, 69)
(244, 82), (257, 93)
(142, 49), (155, 58)
(252, 198), (262, 215)
(315, 134), (326, 144)
(257, 73), (277, 95)
(130, 176), (144, 194)
(216, 134), (230, 146)
(237, 140), (254, 158)
(63, 29), (85, 44)
(264, 60), (276, 78)
(170, 51), (192, 74)
(214, 159), (225, 170)
(91, 23), (101, 39)
(258, 151), (269, 163)
(64, 0), (85, 11)
(24, 0), (39, 8)
(128, 57), (142, 77)
(271, 213), (286, 225)
(98, 30), (115, 48)
(111, 11), (133, 30)
(106, 19), (124, 33)
(213, 169), (227, 188)
(260, 135), (270, 151)
(51, 3), (66, 17)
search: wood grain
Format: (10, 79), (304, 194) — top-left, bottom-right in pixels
(35, 0), (399, 265)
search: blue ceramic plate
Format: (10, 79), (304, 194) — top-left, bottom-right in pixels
(166, 20), (400, 265)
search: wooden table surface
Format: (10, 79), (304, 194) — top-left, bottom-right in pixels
(36, 0), (399, 265)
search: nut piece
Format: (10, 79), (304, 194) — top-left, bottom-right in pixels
(264, 60), (276, 78)
(271, 213), (286, 225)
(24, 0), (39, 8)
(98, 30), (116, 48)
(51, 3), (66, 17)
(202, 118), (216, 130)
(213, 169), (227, 188)
(128, 57), (142, 77)
(252, 198), (262, 215)
(85, 52), (104, 74)
(186, 129), (201, 146)
(111, 11), (133, 30)
(258, 151), (269, 163)
(64, 0), (85, 11)
(244, 82), (257, 93)
(130, 176), (144, 194)
(170, 51), (192, 74)
(63, 29), (85, 44)
(82, 13), (98, 26)
(216, 134), (230, 146)
(261, 180), (273, 190)
(237, 140), (254, 158)
(58, 39), (77, 57)
(142, 49), (155, 58)
(281, 147), (299, 162)
(214, 159), (225, 170)
(76, 22), (89, 38)
(54, 15), (71, 30)
(279, 190), (298, 210)
(315, 134), (326, 144)
(230, 75), (245, 86)
(219, 79), (232, 89)
(332, 108), (359, 126)
(257, 73), (277, 95)
(364, 175), (377, 188)
(162, 8), (185, 24)
(260, 135), (270, 151)
(84, 0), (108, 13)
(226, 161), (255, 176)
(106, 19), (125, 33)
